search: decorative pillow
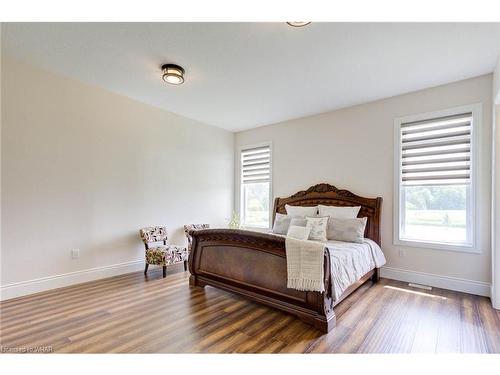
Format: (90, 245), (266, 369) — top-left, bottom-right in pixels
(318, 205), (361, 219)
(305, 216), (329, 242)
(286, 225), (311, 240)
(285, 204), (318, 217)
(272, 213), (292, 235)
(289, 217), (307, 227)
(327, 217), (367, 243)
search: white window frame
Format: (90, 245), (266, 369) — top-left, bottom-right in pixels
(239, 141), (273, 230)
(393, 103), (482, 253)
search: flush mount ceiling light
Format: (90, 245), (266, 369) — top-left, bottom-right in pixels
(286, 22), (311, 27)
(161, 64), (185, 85)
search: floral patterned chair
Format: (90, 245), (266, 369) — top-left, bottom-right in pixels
(183, 224), (210, 253)
(140, 226), (188, 278)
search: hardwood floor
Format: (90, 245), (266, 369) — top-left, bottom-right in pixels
(1, 266), (499, 353)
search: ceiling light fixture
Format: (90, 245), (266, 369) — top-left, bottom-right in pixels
(286, 22), (311, 27)
(161, 64), (185, 85)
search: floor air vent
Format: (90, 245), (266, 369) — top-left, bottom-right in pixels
(408, 283), (432, 291)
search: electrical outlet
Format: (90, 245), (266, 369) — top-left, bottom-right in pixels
(399, 249), (407, 257)
(71, 249), (80, 259)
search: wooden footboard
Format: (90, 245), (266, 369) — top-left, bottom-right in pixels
(189, 229), (339, 332)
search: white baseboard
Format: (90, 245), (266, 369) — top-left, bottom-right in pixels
(0, 259), (145, 301)
(381, 266), (491, 297)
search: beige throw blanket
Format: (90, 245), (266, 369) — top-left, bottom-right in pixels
(285, 237), (326, 292)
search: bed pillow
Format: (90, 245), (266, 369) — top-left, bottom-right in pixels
(285, 204), (318, 217)
(318, 205), (361, 219)
(305, 216), (329, 242)
(289, 217), (307, 227)
(327, 217), (367, 243)
(286, 225), (311, 240)
(272, 213), (292, 235)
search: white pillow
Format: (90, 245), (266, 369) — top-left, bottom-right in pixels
(285, 204), (318, 217)
(318, 205), (361, 219)
(286, 225), (311, 240)
(272, 213), (291, 235)
(290, 217), (307, 227)
(327, 217), (367, 243)
(305, 216), (329, 242)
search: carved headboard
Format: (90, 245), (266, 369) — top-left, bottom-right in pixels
(272, 183), (382, 245)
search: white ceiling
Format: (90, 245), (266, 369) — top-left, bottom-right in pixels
(3, 23), (500, 132)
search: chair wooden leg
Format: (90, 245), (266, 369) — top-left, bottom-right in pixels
(184, 260), (188, 271)
(144, 263), (149, 275)
(163, 266), (167, 278)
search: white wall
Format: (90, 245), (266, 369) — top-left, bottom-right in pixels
(492, 57), (500, 308)
(494, 58), (500, 104)
(0, 24), (3, 295)
(1, 57), (234, 299)
(236, 74), (493, 294)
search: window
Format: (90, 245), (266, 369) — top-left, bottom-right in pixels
(394, 105), (481, 251)
(240, 143), (272, 228)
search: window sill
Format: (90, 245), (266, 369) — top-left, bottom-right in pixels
(394, 238), (479, 254)
(240, 226), (271, 233)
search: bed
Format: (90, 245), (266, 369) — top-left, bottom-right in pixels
(188, 183), (383, 332)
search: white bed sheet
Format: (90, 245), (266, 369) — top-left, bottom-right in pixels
(324, 238), (386, 301)
(267, 231), (386, 300)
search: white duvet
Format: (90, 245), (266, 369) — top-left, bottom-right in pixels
(324, 239), (386, 301)
(268, 231), (386, 301)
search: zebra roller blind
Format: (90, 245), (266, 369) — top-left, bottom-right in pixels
(400, 112), (473, 186)
(241, 145), (271, 184)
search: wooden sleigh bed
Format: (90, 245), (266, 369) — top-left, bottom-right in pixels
(188, 183), (382, 332)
